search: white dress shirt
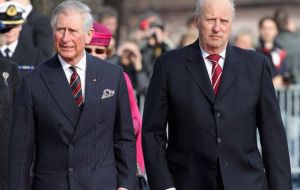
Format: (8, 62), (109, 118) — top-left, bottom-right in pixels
(59, 53), (87, 99)
(0, 40), (18, 58)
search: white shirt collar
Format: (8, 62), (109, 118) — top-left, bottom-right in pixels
(58, 52), (87, 72)
(1, 40), (19, 56)
(200, 46), (227, 60)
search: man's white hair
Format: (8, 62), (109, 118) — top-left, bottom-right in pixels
(195, 0), (236, 19)
(51, 0), (93, 33)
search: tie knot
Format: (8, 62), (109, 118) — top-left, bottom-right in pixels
(207, 54), (221, 65)
(4, 48), (10, 57)
(70, 66), (77, 73)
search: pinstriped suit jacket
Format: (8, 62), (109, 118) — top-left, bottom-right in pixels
(8, 54), (137, 190)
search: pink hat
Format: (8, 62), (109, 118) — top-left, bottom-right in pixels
(88, 22), (112, 47)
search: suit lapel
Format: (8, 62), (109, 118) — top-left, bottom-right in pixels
(185, 41), (215, 103)
(72, 55), (103, 141)
(0, 52), (4, 58)
(40, 55), (81, 126)
(11, 42), (25, 63)
(217, 45), (240, 100)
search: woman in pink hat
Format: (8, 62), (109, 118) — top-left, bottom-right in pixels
(85, 22), (146, 189)
(85, 22), (113, 60)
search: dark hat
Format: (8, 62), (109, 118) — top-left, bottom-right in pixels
(0, 2), (25, 26)
(0, 20), (12, 33)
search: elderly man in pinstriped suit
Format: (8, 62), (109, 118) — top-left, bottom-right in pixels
(8, 1), (136, 190)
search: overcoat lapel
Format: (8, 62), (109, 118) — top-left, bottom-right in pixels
(185, 41), (215, 103)
(40, 55), (81, 127)
(216, 45), (240, 100)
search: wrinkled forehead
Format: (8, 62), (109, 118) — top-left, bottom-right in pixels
(55, 11), (84, 25)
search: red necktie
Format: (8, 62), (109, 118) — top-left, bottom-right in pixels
(207, 54), (222, 95)
(70, 66), (84, 107)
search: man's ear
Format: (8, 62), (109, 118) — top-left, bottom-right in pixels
(85, 28), (94, 44)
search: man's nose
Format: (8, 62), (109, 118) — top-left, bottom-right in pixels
(62, 30), (71, 41)
(212, 20), (221, 32)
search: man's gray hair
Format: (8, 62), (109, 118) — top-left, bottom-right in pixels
(195, 0), (236, 19)
(51, 0), (93, 32)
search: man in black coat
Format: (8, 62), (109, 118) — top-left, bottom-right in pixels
(0, 16), (22, 190)
(142, 0), (292, 190)
(0, 57), (21, 190)
(18, 0), (54, 61)
(0, 35), (20, 190)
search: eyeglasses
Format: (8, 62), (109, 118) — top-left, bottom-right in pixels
(85, 47), (107, 55)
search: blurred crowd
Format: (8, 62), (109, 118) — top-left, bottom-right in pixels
(233, 9), (300, 88)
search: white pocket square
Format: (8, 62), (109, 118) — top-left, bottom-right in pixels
(101, 89), (115, 99)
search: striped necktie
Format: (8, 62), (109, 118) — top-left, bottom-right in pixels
(207, 54), (222, 95)
(70, 66), (84, 107)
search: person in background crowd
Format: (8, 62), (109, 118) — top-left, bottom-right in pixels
(0, 20), (21, 190)
(142, 0), (292, 189)
(85, 22), (113, 60)
(178, 16), (198, 48)
(116, 41), (150, 102)
(233, 29), (254, 50)
(86, 23), (146, 189)
(185, 15), (197, 31)
(140, 19), (173, 81)
(0, 1), (41, 73)
(8, 1), (136, 190)
(96, 6), (118, 36)
(274, 8), (300, 84)
(256, 16), (291, 88)
(116, 42), (145, 91)
(94, 6), (119, 59)
(130, 11), (162, 44)
(178, 29), (198, 48)
(95, 5), (120, 50)
(12, 0), (54, 61)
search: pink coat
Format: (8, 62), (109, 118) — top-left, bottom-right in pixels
(124, 73), (145, 174)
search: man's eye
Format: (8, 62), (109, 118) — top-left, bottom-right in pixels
(221, 19), (229, 24)
(69, 29), (79, 35)
(207, 19), (215, 23)
(56, 28), (65, 32)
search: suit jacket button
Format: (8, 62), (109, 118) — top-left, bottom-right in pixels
(216, 112), (221, 118)
(210, 164), (217, 169)
(217, 137), (222, 143)
(68, 168), (74, 172)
